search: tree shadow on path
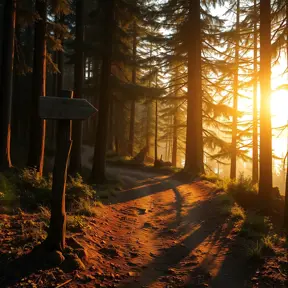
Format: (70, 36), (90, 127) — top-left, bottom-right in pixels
(117, 191), (232, 288)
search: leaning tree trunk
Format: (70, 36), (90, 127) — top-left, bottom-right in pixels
(185, 0), (204, 176)
(0, 0), (16, 170)
(91, 0), (114, 183)
(69, 0), (84, 175)
(230, 0), (240, 180)
(27, 0), (47, 176)
(128, 21), (137, 156)
(259, 0), (273, 200)
(252, 0), (259, 184)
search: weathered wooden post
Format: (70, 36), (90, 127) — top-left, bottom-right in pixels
(46, 90), (72, 251)
(39, 90), (97, 252)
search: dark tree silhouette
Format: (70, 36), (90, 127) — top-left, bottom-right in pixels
(69, 0), (84, 176)
(259, 0), (272, 199)
(252, 0), (259, 184)
(0, 0), (16, 170)
(128, 21), (137, 156)
(27, 0), (47, 176)
(185, 0), (204, 176)
(230, 0), (240, 179)
(91, 0), (115, 183)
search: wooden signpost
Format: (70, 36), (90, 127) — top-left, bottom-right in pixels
(40, 90), (97, 251)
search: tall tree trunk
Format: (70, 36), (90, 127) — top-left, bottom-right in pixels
(172, 66), (179, 167)
(259, 0), (272, 199)
(146, 43), (153, 157)
(107, 99), (114, 152)
(185, 0), (204, 176)
(172, 111), (178, 167)
(27, 0), (47, 176)
(128, 21), (137, 156)
(168, 116), (172, 162)
(230, 0), (240, 179)
(284, 0), (288, 229)
(69, 0), (84, 175)
(252, 0), (259, 184)
(285, 120), (288, 229)
(57, 15), (64, 98)
(0, 0), (16, 169)
(146, 102), (152, 156)
(91, 0), (114, 183)
(154, 99), (158, 166)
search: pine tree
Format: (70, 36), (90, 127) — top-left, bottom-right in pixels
(69, 0), (84, 175)
(230, 0), (240, 179)
(27, 0), (47, 176)
(252, 0), (259, 184)
(91, 0), (115, 183)
(259, 0), (273, 199)
(185, 0), (204, 175)
(0, 0), (16, 170)
(128, 20), (137, 156)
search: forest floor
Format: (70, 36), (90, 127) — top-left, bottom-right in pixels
(0, 165), (287, 288)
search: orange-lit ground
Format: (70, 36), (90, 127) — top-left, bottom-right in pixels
(64, 168), (286, 287)
(0, 167), (286, 287)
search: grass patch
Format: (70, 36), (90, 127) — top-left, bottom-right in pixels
(66, 174), (97, 207)
(0, 169), (101, 218)
(231, 205), (245, 221)
(261, 235), (274, 253)
(226, 174), (257, 196)
(73, 198), (102, 217)
(67, 215), (91, 232)
(199, 173), (221, 184)
(247, 241), (263, 261)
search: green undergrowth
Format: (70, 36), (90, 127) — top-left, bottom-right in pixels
(213, 174), (283, 262)
(0, 169), (101, 217)
(106, 153), (182, 173)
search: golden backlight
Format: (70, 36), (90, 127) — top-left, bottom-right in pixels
(271, 89), (288, 159)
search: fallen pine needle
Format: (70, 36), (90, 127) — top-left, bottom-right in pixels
(56, 279), (73, 288)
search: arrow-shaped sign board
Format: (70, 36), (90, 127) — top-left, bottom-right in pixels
(39, 96), (97, 120)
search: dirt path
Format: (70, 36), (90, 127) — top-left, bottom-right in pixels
(75, 166), (255, 288)
(1, 166), (279, 288)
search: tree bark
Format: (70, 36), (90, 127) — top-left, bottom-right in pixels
(230, 0), (240, 179)
(172, 111), (178, 167)
(107, 99), (114, 152)
(45, 90), (73, 252)
(185, 0), (204, 176)
(259, 0), (273, 200)
(154, 99), (158, 166)
(128, 21), (137, 156)
(57, 14), (64, 98)
(172, 66), (179, 167)
(27, 0), (47, 176)
(91, 0), (114, 183)
(146, 102), (153, 157)
(284, 0), (288, 229)
(0, 0), (16, 170)
(69, 0), (84, 176)
(252, 0), (259, 184)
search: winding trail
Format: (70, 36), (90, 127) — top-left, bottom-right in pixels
(0, 149), (285, 288)
(78, 166), (254, 288)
